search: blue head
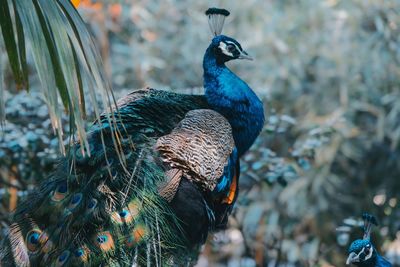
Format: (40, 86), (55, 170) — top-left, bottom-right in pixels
(347, 239), (376, 266)
(204, 8), (251, 64)
(205, 35), (253, 66)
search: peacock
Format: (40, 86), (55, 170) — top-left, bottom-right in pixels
(346, 213), (392, 267)
(0, 8), (264, 266)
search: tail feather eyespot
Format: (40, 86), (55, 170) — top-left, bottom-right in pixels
(73, 246), (90, 262)
(68, 193), (83, 211)
(111, 199), (140, 224)
(51, 182), (68, 202)
(125, 224), (148, 248)
(111, 209), (134, 224)
(86, 198), (98, 214)
(95, 231), (115, 252)
(56, 250), (70, 266)
(25, 229), (42, 253)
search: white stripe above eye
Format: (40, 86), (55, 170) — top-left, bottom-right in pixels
(225, 40), (242, 52)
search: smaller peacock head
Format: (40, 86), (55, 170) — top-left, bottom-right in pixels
(205, 7), (252, 64)
(346, 213), (379, 265)
(346, 239), (376, 265)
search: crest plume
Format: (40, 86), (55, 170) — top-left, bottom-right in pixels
(362, 213), (378, 240)
(205, 7), (230, 36)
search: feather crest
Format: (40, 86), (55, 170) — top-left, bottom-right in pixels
(362, 213), (378, 240)
(205, 7), (230, 36)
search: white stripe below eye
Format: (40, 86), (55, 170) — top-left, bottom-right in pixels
(364, 246), (373, 260)
(218, 42), (234, 57)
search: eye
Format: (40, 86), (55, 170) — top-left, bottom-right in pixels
(227, 44), (235, 52)
(51, 181), (68, 202)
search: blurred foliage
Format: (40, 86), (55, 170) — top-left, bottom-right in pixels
(0, 0), (115, 155)
(1, 0), (400, 266)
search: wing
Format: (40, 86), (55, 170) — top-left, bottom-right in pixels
(156, 109), (235, 198)
(155, 109), (237, 245)
(96, 87), (209, 137)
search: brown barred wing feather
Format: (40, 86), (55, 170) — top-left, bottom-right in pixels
(156, 109), (234, 194)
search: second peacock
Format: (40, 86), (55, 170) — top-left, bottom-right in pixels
(346, 213), (392, 267)
(0, 7), (264, 266)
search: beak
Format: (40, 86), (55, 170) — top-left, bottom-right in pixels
(346, 252), (359, 265)
(238, 50), (253, 60)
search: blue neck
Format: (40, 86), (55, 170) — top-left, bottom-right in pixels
(203, 47), (264, 157)
(373, 253), (392, 267)
(354, 252), (392, 267)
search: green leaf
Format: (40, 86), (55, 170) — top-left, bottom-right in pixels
(38, 0), (89, 152)
(31, 0), (70, 111)
(13, 1), (29, 90)
(0, 0), (26, 89)
(0, 0), (118, 156)
(72, 46), (86, 118)
(0, 36), (4, 124)
(15, 0), (64, 152)
(57, 0), (115, 118)
(0, 0), (129, 166)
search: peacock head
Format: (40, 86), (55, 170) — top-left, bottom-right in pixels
(209, 35), (253, 64)
(346, 239), (376, 265)
(346, 213), (379, 266)
(204, 8), (252, 64)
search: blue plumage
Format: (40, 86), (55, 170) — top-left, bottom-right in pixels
(214, 148), (238, 194)
(375, 255), (392, 267)
(203, 35), (265, 157)
(201, 34), (264, 229)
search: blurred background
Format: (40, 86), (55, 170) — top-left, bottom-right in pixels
(1, 0), (400, 266)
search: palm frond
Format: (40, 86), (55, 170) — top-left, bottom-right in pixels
(0, 0), (115, 154)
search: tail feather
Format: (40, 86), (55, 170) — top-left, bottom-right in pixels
(2, 135), (188, 266)
(2, 224), (30, 267)
(1, 89), (212, 266)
